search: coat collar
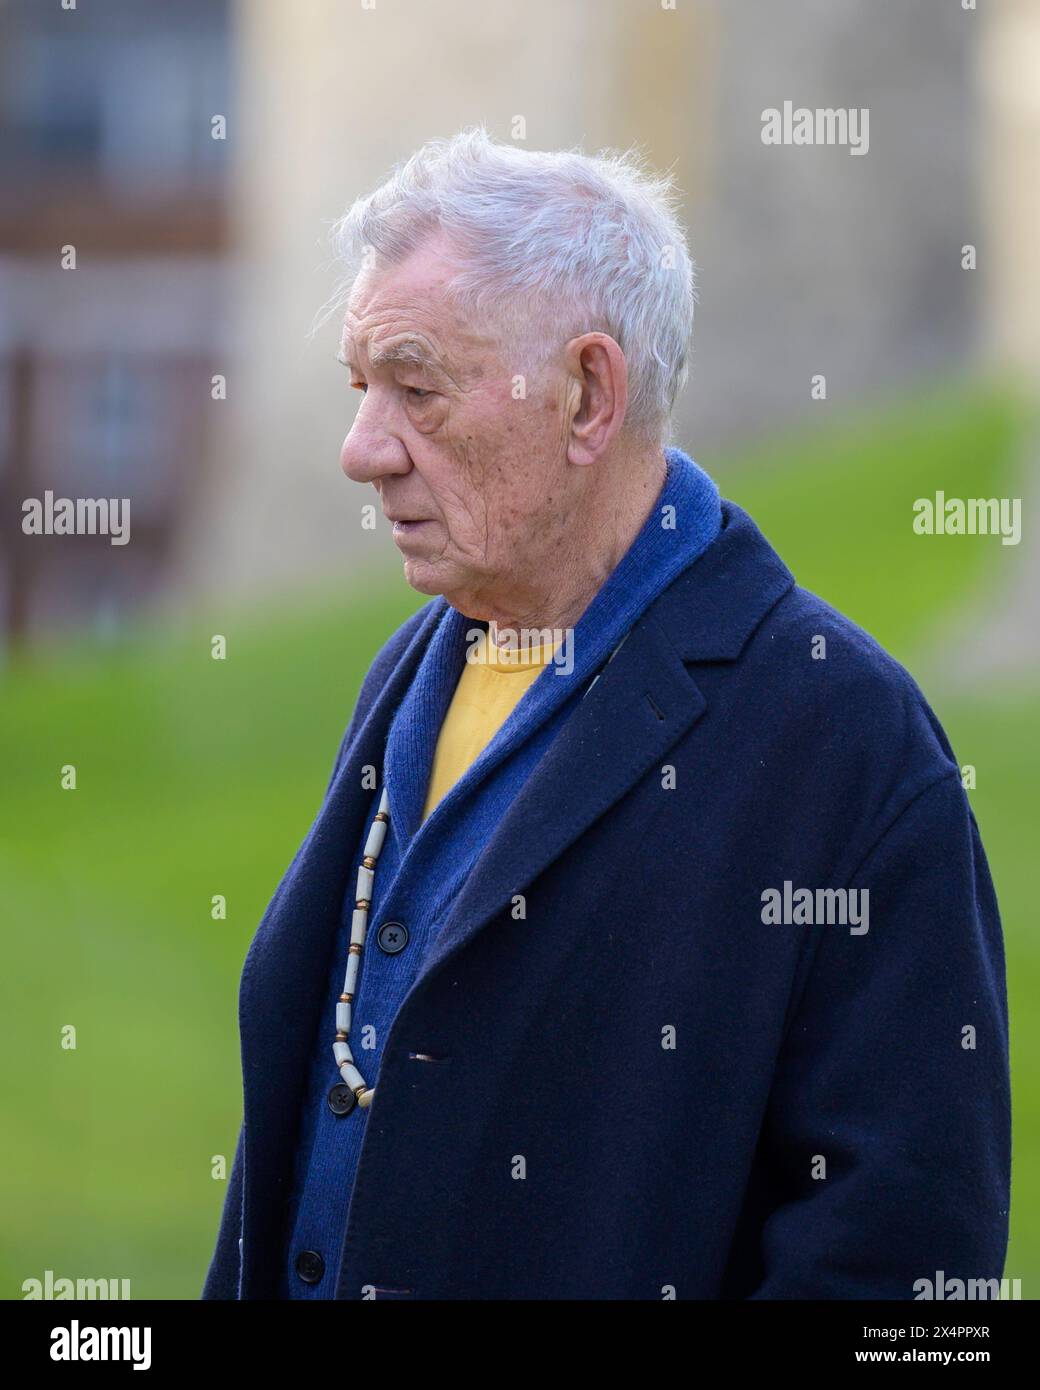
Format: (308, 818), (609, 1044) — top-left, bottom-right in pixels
(657, 498), (796, 661)
(237, 497), (793, 1290)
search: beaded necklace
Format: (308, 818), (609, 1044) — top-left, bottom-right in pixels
(326, 784), (390, 1116)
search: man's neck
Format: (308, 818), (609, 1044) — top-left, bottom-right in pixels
(480, 447), (668, 634)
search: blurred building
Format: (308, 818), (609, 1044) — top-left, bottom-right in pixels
(2, 0), (1036, 643)
(0, 0), (231, 646)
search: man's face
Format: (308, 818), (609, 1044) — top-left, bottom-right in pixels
(338, 233), (577, 619)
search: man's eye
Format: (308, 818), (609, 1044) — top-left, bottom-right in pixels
(407, 387), (432, 400)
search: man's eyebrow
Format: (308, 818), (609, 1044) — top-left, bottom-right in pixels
(338, 337), (447, 376)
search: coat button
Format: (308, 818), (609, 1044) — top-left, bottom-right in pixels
(327, 1082), (356, 1115)
(295, 1249), (325, 1284)
(376, 920), (408, 954)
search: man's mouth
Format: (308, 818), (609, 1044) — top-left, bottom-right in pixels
(386, 515), (437, 547)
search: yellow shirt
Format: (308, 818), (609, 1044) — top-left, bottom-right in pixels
(421, 627), (560, 823)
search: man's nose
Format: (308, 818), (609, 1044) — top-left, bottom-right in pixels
(340, 396), (412, 485)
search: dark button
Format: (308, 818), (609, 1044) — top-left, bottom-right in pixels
(327, 1082), (356, 1116)
(376, 920), (409, 954)
(295, 1249), (325, 1284)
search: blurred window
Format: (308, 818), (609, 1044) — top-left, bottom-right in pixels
(0, 0), (231, 188)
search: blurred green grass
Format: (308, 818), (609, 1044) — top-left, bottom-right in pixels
(2, 375), (1034, 1298)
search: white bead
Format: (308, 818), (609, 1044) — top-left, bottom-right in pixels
(339, 1061), (366, 1091)
(350, 909), (368, 946)
(345, 952), (360, 995)
(378, 786), (390, 813)
(336, 1001), (351, 1033)
(358, 1089), (375, 1108)
(334, 1040), (353, 1066)
(364, 817), (388, 858)
(356, 865), (374, 901)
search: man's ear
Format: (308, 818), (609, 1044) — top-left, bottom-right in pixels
(563, 333), (629, 466)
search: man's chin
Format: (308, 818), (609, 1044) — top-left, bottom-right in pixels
(401, 557), (448, 597)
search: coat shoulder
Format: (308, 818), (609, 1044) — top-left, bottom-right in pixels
(732, 579), (962, 805)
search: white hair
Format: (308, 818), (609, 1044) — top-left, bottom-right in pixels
(317, 126), (696, 442)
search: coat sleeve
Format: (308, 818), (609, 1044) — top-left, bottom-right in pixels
(200, 1120), (245, 1299)
(747, 771), (1011, 1299)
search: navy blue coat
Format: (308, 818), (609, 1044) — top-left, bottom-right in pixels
(202, 499), (1011, 1300)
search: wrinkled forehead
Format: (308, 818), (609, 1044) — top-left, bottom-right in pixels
(339, 249), (506, 380)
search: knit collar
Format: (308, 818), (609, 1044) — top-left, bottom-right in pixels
(384, 446), (722, 848)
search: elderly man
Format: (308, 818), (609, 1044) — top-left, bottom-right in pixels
(203, 129), (1010, 1301)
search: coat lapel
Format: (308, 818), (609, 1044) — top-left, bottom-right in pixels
(415, 606), (708, 985)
